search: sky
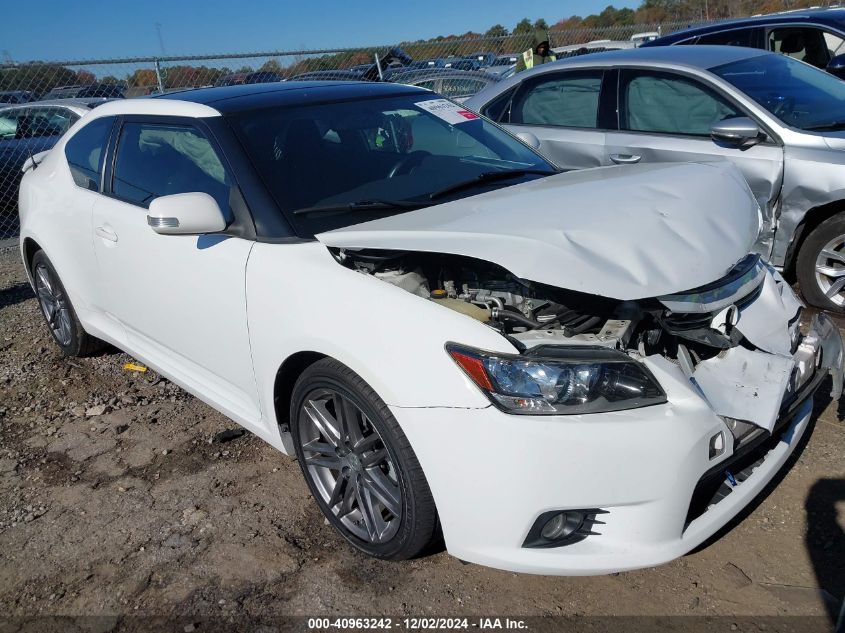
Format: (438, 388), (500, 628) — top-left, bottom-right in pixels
(0, 0), (639, 63)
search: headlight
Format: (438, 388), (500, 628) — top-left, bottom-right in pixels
(447, 343), (667, 415)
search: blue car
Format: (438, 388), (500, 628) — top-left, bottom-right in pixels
(643, 7), (845, 78)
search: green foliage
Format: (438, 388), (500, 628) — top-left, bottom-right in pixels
(485, 24), (509, 37)
(513, 18), (533, 34)
(0, 64), (78, 95)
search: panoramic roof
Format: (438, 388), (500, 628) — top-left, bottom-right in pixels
(153, 81), (429, 113)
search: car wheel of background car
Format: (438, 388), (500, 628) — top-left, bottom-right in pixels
(31, 251), (106, 356)
(796, 214), (845, 312)
(290, 358), (438, 560)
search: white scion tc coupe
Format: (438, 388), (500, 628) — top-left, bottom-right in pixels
(18, 81), (844, 575)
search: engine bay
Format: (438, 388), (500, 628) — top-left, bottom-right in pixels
(329, 246), (835, 434)
(334, 248), (780, 364)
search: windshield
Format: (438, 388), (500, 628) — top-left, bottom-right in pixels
(711, 53), (845, 131)
(230, 93), (555, 236)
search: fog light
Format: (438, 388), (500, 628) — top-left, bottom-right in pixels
(709, 431), (725, 459)
(540, 512), (580, 540)
(523, 509), (607, 548)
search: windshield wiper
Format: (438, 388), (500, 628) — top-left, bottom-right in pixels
(429, 169), (555, 201)
(293, 199), (431, 215)
(803, 121), (845, 131)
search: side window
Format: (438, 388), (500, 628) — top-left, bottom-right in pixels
(111, 122), (233, 214)
(481, 87), (516, 123)
(824, 31), (845, 57)
(620, 70), (742, 136)
(0, 108), (20, 139)
(769, 27), (833, 69)
(439, 78), (487, 99)
(20, 108), (70, 139)
(696, 28), (756, 47)
(510, 71), (603, 129)
(64, 116), (114, 191)
(46, 108), (79, 134)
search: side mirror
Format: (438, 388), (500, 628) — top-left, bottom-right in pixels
(710, 117), (762, 146)
(146, 192), (227, 235)
(515, 131), (541, 149)
(826, 53), (845, 79)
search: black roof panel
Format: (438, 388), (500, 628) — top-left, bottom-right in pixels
(154, 81), (429, 113)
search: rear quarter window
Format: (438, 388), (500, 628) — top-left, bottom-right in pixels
(64, 116), (114, 191)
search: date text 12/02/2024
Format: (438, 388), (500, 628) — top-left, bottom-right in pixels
(306, 617), (528, 630)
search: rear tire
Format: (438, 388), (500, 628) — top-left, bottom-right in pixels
(31, 250), (106, 357)
(290, 358), (438, 560)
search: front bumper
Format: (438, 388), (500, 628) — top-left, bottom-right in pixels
(393, 314), (843, 576)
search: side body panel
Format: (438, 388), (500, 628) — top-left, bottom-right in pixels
(503, 124), (606, 171)
(245, 241), (518, 451)
(17, 147), (102, 318)
(90, 194), (262, 431)
(773, 141), (845, 265)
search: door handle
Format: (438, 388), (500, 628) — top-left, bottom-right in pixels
(609, 153), (642, 164)
(95, 226), (118, 243)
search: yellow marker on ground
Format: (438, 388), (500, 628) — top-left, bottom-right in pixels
(123, 362), (148, 373)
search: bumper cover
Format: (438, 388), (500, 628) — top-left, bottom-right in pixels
(392, 314), (843, 576)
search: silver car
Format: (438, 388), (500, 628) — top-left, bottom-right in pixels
(466, 45), (845, 311)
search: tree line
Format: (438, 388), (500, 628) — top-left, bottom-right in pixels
(0, 0), (828, 95)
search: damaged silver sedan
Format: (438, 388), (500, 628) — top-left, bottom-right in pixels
(467, 45), (845, 311)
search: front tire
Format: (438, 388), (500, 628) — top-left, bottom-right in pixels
(290, 358), (438, 560)
(796, 214), (845, 312)
(31, 250), (105, 357)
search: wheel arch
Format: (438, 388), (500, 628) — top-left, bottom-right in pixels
(782, 199), (845, 279)
(22, 237), (42, 281)
(272, 350), (327, 451)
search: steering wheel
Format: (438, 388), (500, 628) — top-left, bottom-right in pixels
(387, 151), (429, 179)
(768, 94), (795, 119)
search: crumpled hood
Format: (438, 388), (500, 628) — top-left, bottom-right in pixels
(317, 162), (761, 300)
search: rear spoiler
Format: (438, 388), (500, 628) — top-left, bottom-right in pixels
(22, 150), (50, 174)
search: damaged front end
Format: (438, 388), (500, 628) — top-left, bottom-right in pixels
(654, 254), (844, 434)
(335, 247), (843, 438)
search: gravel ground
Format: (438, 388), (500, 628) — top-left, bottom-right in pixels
(0, 242), (843, 630)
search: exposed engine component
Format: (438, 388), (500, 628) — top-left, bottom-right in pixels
(334, 246), (819, 438)
(337, 248), (637, 348)
(335, 248), (800, 373)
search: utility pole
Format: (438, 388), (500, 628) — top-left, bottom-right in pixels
(155, 22), (167, 57)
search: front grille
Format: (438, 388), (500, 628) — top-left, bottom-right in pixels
(662, 276), (764, 333)
(685, 427), (783, 527)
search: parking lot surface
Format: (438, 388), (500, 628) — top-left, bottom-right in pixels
(0, 243), (843, 627)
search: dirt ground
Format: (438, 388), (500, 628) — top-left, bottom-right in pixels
(0, 241), (843, 631)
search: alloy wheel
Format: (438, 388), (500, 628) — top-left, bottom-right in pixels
(34, 262), (73, 347)
(814, 235), (845, 307)
(297, 387), (402, 544)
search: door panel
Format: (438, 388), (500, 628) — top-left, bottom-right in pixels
(505, 124), (605, 170)
(92, 196), (261, 425)
(501, 70), (606, 170)
(92, 120), (262, 427)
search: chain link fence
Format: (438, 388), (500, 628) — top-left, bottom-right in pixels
(0, 20), (699, 239)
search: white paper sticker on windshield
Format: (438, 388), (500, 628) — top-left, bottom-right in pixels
(416, 99), (479, 125)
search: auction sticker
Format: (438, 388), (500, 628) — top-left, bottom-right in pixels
(416, 99), (479, 125)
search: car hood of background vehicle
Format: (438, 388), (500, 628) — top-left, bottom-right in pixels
(317, 162), (761, 300)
